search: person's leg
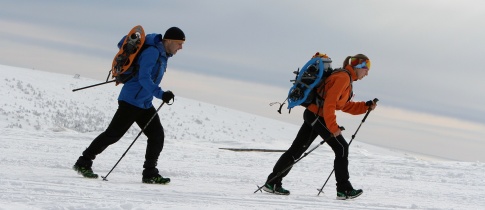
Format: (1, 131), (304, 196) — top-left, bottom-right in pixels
(263, 110), (319, 195)
(134, 106), (169, 184)
(81, 101), (139, 160)
(74, 101), (140, 178)
(135, 107), (164, 175)
(325, 135), (352, 191)
(308, 115), (354, 192)
(266, 123), (317, 185)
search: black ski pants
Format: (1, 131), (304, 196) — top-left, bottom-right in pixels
(82, 101), (164, 169)
(267, 109), (353, 191)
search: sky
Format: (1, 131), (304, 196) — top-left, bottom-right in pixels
(1, 1), (485, 125)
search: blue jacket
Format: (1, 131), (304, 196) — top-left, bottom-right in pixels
(117, 33), (171, 109)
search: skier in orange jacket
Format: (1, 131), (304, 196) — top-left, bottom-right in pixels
(263, 53), (377, 200)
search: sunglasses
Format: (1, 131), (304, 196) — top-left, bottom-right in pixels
(351, 58), (371, 70)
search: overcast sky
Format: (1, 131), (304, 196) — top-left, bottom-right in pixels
(1, 0), (485, 126)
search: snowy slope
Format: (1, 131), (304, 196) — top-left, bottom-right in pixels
(0, 65), (484, 210)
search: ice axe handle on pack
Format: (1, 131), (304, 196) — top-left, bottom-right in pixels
(268, 100), (287, 114)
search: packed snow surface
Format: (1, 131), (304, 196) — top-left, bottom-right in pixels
(1, 65), (484, 209)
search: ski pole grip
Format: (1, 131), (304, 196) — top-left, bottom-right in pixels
(362, 98), (378, 122)
(366, 98), (379, 110)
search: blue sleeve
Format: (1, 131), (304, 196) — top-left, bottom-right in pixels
(137, 47), (164, 99)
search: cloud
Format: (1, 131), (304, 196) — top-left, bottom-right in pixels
(1, 0), (485, 125)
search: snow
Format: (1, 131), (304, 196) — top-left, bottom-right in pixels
(1, 64), (484, 210)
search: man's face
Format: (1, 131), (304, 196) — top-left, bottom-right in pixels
(165, 40), (184, 55)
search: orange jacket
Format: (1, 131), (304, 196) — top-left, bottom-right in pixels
(307, 65), (368, 133)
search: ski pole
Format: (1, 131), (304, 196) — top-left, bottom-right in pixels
(101, 102), (165, 181)
(72, 80), (116, 92)
(316, 98), (379, 196)
(253, 127), (344, 194)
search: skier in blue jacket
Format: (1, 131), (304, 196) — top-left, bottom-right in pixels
(73, 27), (185, 184)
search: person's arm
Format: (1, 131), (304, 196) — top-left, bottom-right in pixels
(137, 47), (164, 99)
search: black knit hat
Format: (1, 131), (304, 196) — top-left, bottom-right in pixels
(163, 27), (185, 41)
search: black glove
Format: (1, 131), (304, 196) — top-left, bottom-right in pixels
(366, 98), (379, 106)
(162, 91), (175, 103)
(365, 100), (374, 106)
(365, 98), (378, 110)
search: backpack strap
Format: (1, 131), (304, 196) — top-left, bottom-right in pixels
(132, 46), (164, 99)
(119, 45), (162, 83)
(314, 68), (353, 108)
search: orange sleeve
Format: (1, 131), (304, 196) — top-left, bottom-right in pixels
(341, 101), (368, 115)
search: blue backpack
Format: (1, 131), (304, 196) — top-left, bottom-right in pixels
(272, 52), (339, 113)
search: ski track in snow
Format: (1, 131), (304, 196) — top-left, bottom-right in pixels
(1, 65), (485, 209)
